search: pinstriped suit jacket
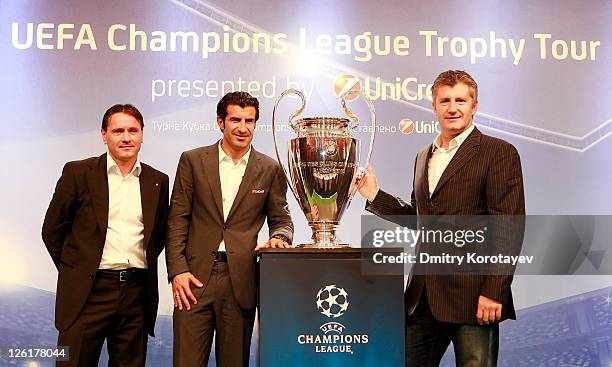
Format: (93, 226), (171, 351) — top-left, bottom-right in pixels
(367, 127), (525, 324)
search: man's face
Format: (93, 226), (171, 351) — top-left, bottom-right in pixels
(432, 82), (478, 137)
(101, 112), (143, 163)
(217, 105), (256, 155)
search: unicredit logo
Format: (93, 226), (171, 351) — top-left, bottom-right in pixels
(399, 119), (415, 135)
(333, 73), (361, 102)
(399, 119), (440, 135)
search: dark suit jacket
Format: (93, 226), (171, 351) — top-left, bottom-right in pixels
(367, 127), (525, 324)
(165, 144), (293, 309)
(42, 153), (169, 335)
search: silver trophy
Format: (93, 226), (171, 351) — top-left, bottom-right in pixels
(272, 88), (376, 248)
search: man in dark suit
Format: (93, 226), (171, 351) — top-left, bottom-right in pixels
(358, 70), (525, 366)
(42, 104), (169, 366)
(166, 91), (293, 366)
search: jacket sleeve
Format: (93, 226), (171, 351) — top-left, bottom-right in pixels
(364, 155), (418, 229)
(42, 162), (78, 270)
(480, 144), (526, 302)
(165, 152), (195, 280)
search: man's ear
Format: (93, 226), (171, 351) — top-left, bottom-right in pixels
(101, 128), (108, 144)
(216, 116), (224, 132)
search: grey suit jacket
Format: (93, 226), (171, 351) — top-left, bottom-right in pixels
(367, 127), (525, 324)
(165, 143), (293, 309)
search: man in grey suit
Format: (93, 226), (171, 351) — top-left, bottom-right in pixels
(358, 70), (525, 366)
(166, 91), (293, 366)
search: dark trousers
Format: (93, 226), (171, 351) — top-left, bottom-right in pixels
(173, 261), (256, 367)
(57, 271), (148, 367)
(406, 291), (499, 367)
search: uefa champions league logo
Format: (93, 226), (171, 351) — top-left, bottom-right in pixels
(315, 285), (350, 318)
(297, 284), (368, 354)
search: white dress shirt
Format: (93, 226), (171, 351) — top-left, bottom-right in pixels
(217, 142), (251, 252)
(427, 124), (475, 197)
(99, 154), (146, 270)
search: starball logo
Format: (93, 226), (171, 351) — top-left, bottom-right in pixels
(316, 284), (350, 318)
(297, 284), (369, 355)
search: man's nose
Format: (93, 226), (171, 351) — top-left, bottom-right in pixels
(448, 100), (458, 113)
(121, 131), (132, 141)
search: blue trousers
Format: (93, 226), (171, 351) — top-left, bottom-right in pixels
(405, 291), (499, 367)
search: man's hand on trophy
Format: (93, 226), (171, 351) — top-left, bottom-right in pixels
(254, 236), (292, 252)
(172, 271), (204, 311)
(357, 164), (379, 202)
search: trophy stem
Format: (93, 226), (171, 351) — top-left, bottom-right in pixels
(299, 222), (349, 248)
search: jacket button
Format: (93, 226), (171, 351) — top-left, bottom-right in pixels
(89, 274), (95, 280)
(223, 225), (228, 230)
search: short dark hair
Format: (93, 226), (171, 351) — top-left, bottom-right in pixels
(216, 92), (260, 122)
(431, 70), (478, 103)
(101, 104), (144, 130)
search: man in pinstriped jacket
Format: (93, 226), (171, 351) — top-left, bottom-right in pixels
(358, 70), (525, 366)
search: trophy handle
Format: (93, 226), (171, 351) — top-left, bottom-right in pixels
(340, 90), (376, 201)
(272, 88), (306, 202)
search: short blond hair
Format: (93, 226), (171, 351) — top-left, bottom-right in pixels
(431, 70), (478, 102)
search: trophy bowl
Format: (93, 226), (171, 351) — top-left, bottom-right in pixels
(272, 89), (376, 248)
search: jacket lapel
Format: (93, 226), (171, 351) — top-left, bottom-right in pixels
(430, 128), (481, 198)
(139, 165), (159, 251)
(203, 146), (224, 220)
(226, 149), (261, 223)
(86, 154), (109, 235)
(414, 145), (433, 200)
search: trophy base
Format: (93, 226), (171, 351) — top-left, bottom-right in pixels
(302, 224), (351, 249)
(296, 242), (352, 249)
